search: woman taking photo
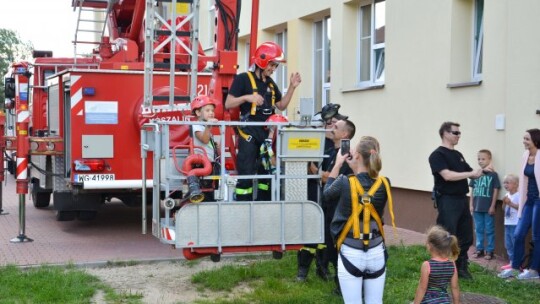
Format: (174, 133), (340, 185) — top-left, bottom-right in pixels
(499, 128), (540, 280)
(324, 136), (394, 304)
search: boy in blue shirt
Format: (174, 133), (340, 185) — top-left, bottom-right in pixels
(469, 149), (501, 260)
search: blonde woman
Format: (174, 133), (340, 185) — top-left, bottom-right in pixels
(324, 136), (392, 304)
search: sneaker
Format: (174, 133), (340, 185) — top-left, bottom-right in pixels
(500, 264), (512, 270)
(472, 250), (485, 258)
(484, 252), (494, 260)
(498, 268), (518, 279)
(517, 269), (540, 280)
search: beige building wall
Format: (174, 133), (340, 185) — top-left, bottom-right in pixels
(211, 0), (540, 194)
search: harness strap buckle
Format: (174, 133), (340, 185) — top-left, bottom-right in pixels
(261, 108), (273, 115)
(361, 194), (371, 204)
(360, 233), (373, 241)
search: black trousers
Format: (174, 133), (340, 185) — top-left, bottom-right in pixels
(323, 202), (338, 272)
(436, 195), (473, 263)
(235, 135), (270, 201)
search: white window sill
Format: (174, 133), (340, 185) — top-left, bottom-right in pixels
(446, 80), (482, 88)
(341, 84), (385, 93)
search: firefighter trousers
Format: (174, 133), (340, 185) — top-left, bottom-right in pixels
(235, 134), (271, 201)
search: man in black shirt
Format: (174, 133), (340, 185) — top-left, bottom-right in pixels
(304, 119), (355, 294)
(298, 105), (349, 282)
(429, 121), (483, 279)
(225, 42), (301, 201)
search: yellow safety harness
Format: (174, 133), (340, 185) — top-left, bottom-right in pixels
(237, 72), (276, 143)
(246, 71), (275, 115)
(336, 175), (396, 251)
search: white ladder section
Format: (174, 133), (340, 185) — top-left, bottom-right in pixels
(143, 0), (201, 109)
(72, 0), (114, 58)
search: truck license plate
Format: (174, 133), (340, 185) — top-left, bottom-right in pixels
(75, 174), (115, 182)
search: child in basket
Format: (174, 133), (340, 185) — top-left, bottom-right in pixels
(191, 95), (219, 201)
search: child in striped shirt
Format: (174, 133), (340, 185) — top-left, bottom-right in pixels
(413, 225), (461, 304)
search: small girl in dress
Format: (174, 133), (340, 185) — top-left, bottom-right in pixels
(413, 225), (460, 304)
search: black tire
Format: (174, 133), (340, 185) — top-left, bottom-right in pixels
(55, 211), (77, 221)
(32, 191), (51, 208)
(31, 178), (51, 208)
(77, 211), (97, 221)
(7, 159), (15, 175)
(210, 254), (221, 262)
(272, 251), (283, 260)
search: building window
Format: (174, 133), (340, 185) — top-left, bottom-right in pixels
(314, 16), (331, 113)
(473, 0), (483, 80)
(208, 0), (216, 50)
(358, 0), (385, 86)
(274, 31), (288, 92)
(244, 41), (250, 71)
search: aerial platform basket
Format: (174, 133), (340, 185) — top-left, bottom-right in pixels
(174, 200), (324, 259)
(143, 120), (327, 261)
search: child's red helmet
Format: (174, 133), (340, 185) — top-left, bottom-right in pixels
(191, 95), (217, 114)
(266, 114), (289, 124)
(252, 42), (286, 69)
(265, 114), (289, 130)
(265, 114), (289, 150)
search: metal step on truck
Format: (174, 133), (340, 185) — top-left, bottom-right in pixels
(141, 117), (326, 261)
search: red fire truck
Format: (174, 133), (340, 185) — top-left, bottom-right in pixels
(2, 0), (234, 221)
(3, 0), (325, 258)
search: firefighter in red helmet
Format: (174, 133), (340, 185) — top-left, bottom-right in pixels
(225, 42), (301, 201)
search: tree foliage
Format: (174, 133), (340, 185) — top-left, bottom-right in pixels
(1, 28), (34, 100)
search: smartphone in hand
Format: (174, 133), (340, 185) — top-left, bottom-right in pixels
(340, 139), (350, 156)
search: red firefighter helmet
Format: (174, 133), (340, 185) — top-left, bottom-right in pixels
(266, 114), (289, 124)
(191, 95), (217, 114)
(265, 114), (289, 150)
(252, 42), (287, 69)
(265, 114), (289, 131)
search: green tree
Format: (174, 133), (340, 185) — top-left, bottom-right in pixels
(0, 28), (34, 102)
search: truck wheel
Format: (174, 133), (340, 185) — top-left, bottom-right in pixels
(7, 160), (15, 175)
(31, 178), (51, 208)
(210, 254), (221, 262)
(32, 190), (51, 208)
(55, 211), (76, 221)
(77, 211), (97, 221)
(272, 251), (283, 260)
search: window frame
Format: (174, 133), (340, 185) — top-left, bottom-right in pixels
(244, 40), (250, 71)
(472, 0), (484, 81)
(274, 30), (289, 93)
(357, 0), (385, 87)
(207, 0), (216, 51)
(313, 16), (331, 114)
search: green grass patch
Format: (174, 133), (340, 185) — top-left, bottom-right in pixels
(191, 245), (540, 304)
(1, 246), (537, 303)
(0, 264), (142, 304)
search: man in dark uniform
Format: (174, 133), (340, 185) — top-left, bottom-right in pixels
(298, 104), (349, 282)
(225, 42), (301, 201)
(429, 121), (484, 279)
(321, 119), (355, 294)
